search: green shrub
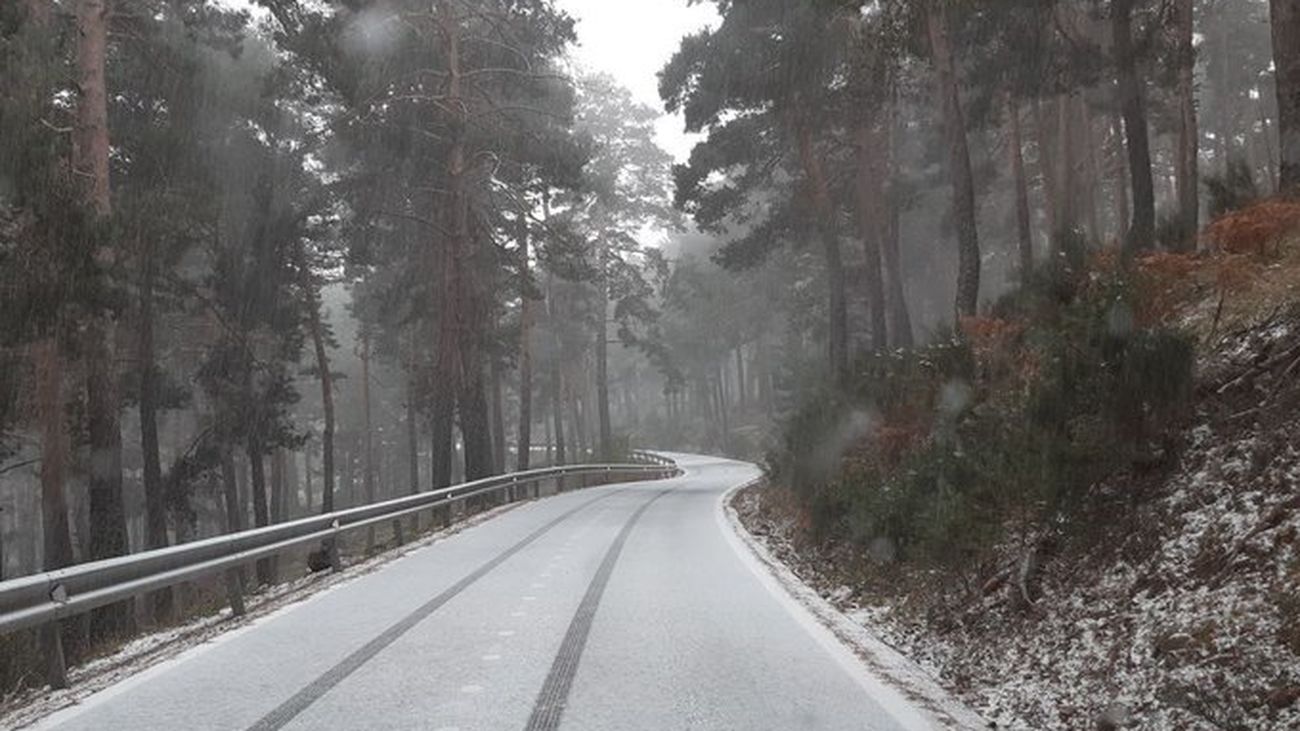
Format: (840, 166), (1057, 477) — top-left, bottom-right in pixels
(769, 264), (1196, 571)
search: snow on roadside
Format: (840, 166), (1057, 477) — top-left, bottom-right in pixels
(721, 479), (989, 730)
(0, 502), (521, 730)
(732, 418), (1300, 730)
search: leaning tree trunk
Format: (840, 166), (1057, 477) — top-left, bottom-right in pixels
(137, 245), (173, 623)
(1175, 0), (1200, 240)
(927, 0), (981, 318)
(1271, 0), (1300, 191)
(77, 0), (132, 642)
(1113, 0), (1156, 255)
(1007, 94), (1034, 279)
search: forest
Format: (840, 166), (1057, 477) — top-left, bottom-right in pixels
(4, 0), (1300, 727)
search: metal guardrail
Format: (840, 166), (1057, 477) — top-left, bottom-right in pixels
(0, 452), (678, 637)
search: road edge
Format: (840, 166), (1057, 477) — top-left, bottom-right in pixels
(716, 474), (988, 731)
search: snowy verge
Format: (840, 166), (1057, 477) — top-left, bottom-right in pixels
(0, 501), (522, 730)
(718, 477), (988, 730)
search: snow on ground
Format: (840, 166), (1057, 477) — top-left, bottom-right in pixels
(731, 316), (1300, 729)
(0, 502), (521, 730)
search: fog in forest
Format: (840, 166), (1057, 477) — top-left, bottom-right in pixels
(4, 1), (1300, 727)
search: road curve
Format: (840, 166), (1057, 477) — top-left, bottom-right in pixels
(35, 454), (938, 731)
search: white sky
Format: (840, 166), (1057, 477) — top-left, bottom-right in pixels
(556, 0), (718, 161)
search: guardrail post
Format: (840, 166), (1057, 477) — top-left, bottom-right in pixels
(328, 519), (343, 572)
(224, 567), (247, 618)
(39, 621), (68, 689)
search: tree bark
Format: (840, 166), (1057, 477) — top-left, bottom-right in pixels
(735, 346), (746, 409)
(77, 0), (132, 641)
(307, 289), (336, 524)
(490, 359), (506, 471)
(303, 449), (314, 512)
(854, 121), (889, 353)
(1271, 0), (1300, 191)
(793, 122), (849, 382)
(219, 450), (246, 616)
(137, 244), (172, 622)
(1007, 94), (1034, 279)
(516, 213), (534, 472)
(596, 271), (612, 459)
(1175, 0), (1200, 238)
(927, 0), (981, 318)
(246, 434), (273, 585)
(552, 369), (566, 466)
(360, 330), (375, 550)
(1113, 0), (1156, 254)
(883, 104), (914, 349)
(34, 338), (73, 687)
(1034, 98), (1061, 239)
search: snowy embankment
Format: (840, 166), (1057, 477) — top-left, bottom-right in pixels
(732, 312), (1300, 730)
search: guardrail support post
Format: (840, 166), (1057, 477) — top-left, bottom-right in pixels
(327, 520), (343, 573)
(39, 621), (68, 689)
(224, 567), (247, 618)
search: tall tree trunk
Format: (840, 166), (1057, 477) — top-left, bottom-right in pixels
(543, 391), (554, 465)
(516, 212), (534, 472)
(245, 434), (272, 585)
(490, 359), (506, 471)
(360, 330), (375, 550)
(1175, 0), (1200, 239)
(77, 0), (131, 641)
(1271, 0), (1300, 191)
(793, 123), (849, 382)
(596, 273), (612, 459)
(570, 383), (587, 461)
(307, 289), (336, 524)
(1057, 93), (1079, 237)
(735, 346), (746, 409)
(854, 121), (889, 352)
(303, 449), (314, 512)
(552, 370), (566, 466)
(219, 449), (246, 617)
(34, 338), (73, 687)
(137, 246), (172, 622)
(1007, 94), (1034, 279)
(927, 1), (981, 318)
(1111, 113), (1131, 241)
(406, 372), (420, 496)
(268, 449), (284, 577)
(430, 387), (454, 488)
(1080, 98), (1103, 243)
(1113, 0), (1156, 254)
(1034, 99), (1061, 239)
(883, 103), (914, 348)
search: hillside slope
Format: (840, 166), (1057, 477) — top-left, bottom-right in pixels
(737, 212), (1300, 729)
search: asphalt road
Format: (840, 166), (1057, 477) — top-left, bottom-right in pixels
(36, 454), (938, 731)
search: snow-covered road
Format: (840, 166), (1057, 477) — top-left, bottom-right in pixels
(34, 454), (941, 731)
